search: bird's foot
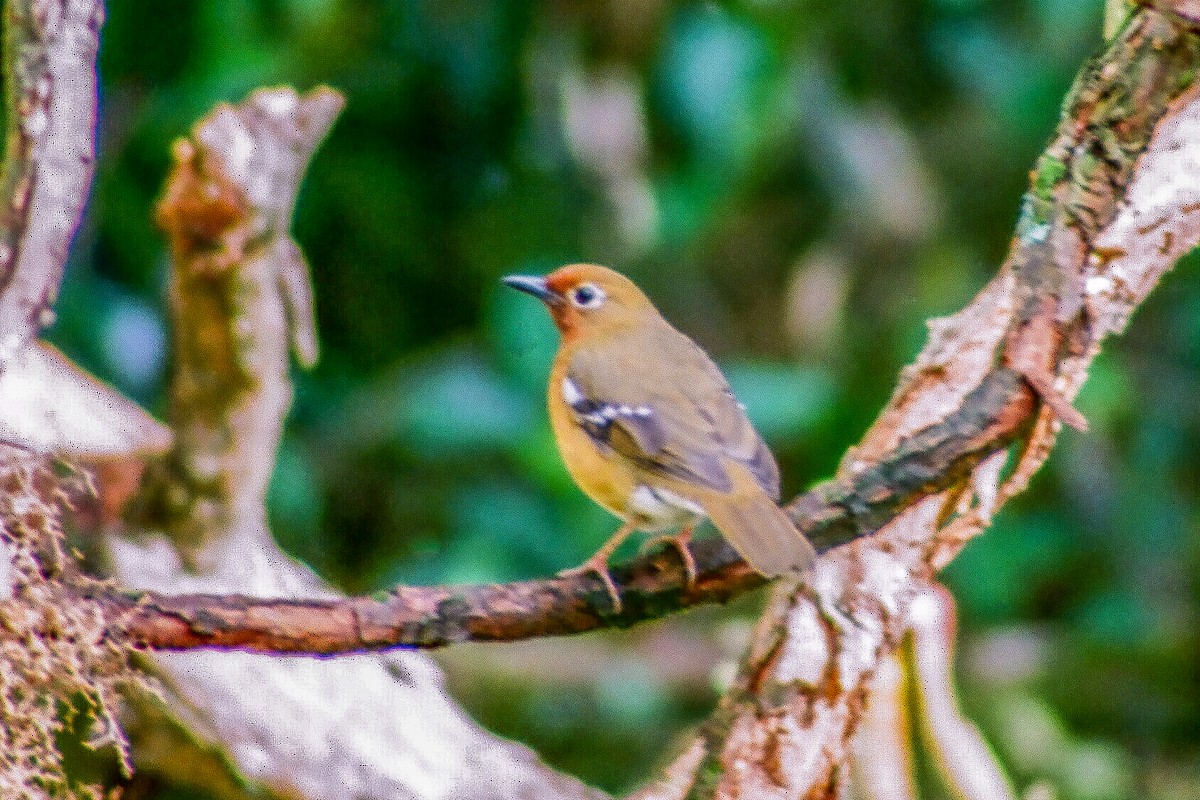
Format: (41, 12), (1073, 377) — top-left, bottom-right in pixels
(558, 557), (623, 614)
(640, 526), (697, 590)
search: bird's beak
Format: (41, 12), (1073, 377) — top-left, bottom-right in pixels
(502, 274), (562, 305)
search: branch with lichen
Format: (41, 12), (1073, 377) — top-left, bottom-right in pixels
(0, 0), (102, 367)
(0, 3), (140, 798)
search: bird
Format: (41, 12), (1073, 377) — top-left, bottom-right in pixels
(503, 264), (816, 611)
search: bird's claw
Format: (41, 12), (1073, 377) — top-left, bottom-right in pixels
(640, 530), (697, 590)
(558, 559), (623, 614)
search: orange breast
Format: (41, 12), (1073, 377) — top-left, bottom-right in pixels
(548, 358), (636, 520)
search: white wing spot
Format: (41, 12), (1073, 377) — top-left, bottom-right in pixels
(562, 377), (585, 407)
(629, 485), (705, 529)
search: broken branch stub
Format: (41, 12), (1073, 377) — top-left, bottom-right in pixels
(147, 86), (341, 550)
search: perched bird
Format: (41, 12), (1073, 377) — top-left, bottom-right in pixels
(504, 264), (815, 610)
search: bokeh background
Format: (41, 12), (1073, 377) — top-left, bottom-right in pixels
(44, 0), (1200, 797)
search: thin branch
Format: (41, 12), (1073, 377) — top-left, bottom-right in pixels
(0, 0), (102, 368)
(94, 365), (1030, 653)
(909, 585), (1017, 800)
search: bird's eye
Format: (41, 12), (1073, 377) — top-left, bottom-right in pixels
(569, 283), (606, 309)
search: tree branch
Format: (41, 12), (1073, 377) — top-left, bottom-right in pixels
(92, 363), (1030, 654)
(0, 0), (102, 625)
(0, 0), (102, 369)
(0, 6), (132, 796)
(632, 8), (1200, 798)
(908, 585), (1017, 800)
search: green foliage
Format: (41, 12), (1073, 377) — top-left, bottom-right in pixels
(50, 0), (1200, 796)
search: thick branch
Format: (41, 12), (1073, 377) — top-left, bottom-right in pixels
(639, 9), (1200, 798)
(0, 0), (101, 368)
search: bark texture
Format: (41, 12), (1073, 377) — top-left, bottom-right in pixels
(0, 0), (101, 367)
(0, 3), (135, 798)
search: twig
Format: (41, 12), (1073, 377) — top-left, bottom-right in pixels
(909, 585), (1017, 800)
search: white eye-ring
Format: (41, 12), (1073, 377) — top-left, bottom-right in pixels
(569, 283), (607, 309)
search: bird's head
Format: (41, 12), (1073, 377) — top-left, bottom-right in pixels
(502, 264), (655, 339)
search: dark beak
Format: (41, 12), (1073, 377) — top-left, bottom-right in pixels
(502, 274), (562, 305)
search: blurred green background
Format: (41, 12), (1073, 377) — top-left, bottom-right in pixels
(45, 0), (1200, 797)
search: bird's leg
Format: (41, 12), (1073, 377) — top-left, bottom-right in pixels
(558, 522), (635, 613)
(641, 524), (698, 589)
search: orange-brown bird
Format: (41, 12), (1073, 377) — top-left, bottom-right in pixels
(504, 264), (815, 610)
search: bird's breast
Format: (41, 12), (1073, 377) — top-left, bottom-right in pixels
(550, 386), (706, 531)
(549, 385), (635, 517)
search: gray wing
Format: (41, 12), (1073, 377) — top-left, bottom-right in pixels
(564, 325), (779, 499)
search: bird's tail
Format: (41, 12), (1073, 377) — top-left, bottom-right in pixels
(703, 469), (816, 577)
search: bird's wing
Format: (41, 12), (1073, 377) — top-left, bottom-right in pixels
(564, 327), (780, 499)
